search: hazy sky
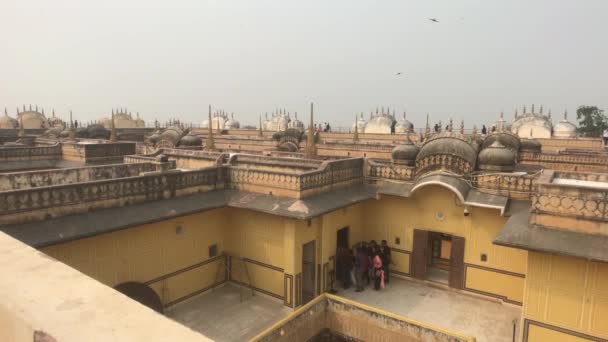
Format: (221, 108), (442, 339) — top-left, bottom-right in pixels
(1, 0), (606, 128)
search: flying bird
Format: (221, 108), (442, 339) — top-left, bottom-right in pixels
(395, 72), (403, 76)
(429, 18), (439, 23)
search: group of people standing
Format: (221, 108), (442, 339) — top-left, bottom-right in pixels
(336, 240), (392, 292)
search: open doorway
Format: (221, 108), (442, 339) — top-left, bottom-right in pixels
(302, 240), (316, 305)
(337, 227), (349, 250)
(427, 232), (452, 284)
(412, 229), (465, 289)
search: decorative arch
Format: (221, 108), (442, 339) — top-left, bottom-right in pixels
(114, 282), (163, 313)
(410, 174), (470, 204)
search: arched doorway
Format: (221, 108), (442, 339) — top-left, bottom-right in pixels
(114, 282), (163, 313)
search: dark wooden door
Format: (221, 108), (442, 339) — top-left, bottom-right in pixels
(302, 240), (316, 304)
(412, 229), (429, 280)
(449, 236), (465, 289)
(337, 227), (349, 249)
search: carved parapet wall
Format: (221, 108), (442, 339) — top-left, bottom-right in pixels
(252, 294), (474, 342)
(366, 160), (415, 181)
(0, 144), (62, 162)
(317, 142), (394, 160)
(472, 173), (536, 199)
(0, 162), (160, 191)
(536, 137), (602, 151)
(415, 154), (474, 178)
(61, 142), (136, 163)
(520, 150), (608, 172)
(0, 167), (224, 225)
(531, 170), (608, 235)
(227, 158), (364, 199)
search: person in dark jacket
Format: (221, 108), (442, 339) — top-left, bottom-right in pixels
(355, 247), (368, 292)
(379, 240), (392, 284)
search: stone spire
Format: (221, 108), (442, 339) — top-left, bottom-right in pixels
(3, 108), (7, 116)
(353, 114), (359, 143)
(523, 105), (527, 114)
(460, 119), (464, 134)
(472, 125), (478, 137)
(205, 105), (215, 150)
(68, 110), (76, 140)
(564, 109), (568, 120)
(531, 104), (535, 113)
(425, 113), (430, 136)
(448, 118), (453, 132)
(305, 102), (316, 158)
(110, 111), (117, 142)
(258, 115), (263, 137)
(540, 105), (544, 115)
(548, 110), (552, 119)
(514, 109), (518, 119)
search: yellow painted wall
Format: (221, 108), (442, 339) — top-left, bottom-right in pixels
(42, 208), (227, 306)
(224, 208), (286, 299)
(524, 252), (608, 341)
(362, 185), (527, 303)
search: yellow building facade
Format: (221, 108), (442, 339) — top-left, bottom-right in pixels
(41, 184), (529, 314)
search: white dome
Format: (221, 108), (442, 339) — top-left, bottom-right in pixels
(364, 113), (395, 134)
(511, 107), (553, 139)
(0, 111), (18, 129)
(395, 112), (413, 133)
(553, 111), (576, 138)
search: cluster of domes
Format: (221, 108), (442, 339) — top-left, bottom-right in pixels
(507, 104), (577, 139)
(99, 109), (146, 129)
(201, 110), (240, 130)
(261, 109), (304, 132)
(351, 107), (414, 134)
(1, 106), (68, 129)
(391, 126), (543, 174)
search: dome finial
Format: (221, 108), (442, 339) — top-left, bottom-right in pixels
(540, 105), (544, 114)
(548, 109), (551, 119)
(500, 111), (504, 119)
(448, 118), (453, 132)
(523, 105), (527, 113)
(52, 109), (55, 117)
(403, 110), (406, 120)
(564, 109), (568, 120)
(3, 108), (7, 116)
(35, 105), (38, 112)
(531, 104), (535, 113)
(29, 104), (32, 111)
(472, 125), (478, 137)
(460, 119), (464, 134)
(514, 108), (518, 118)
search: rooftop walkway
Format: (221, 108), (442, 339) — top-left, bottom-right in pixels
(336, 277), (521, 342)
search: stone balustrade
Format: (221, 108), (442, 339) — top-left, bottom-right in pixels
(0, 162), (158, 191)
(366, 160), (415, 181)
(228, 158), (364, 198)
(0, 167), (223, 224)
(532, 170), (608, 223)
(0, 144), (62, 161)
(472, 173), (536, 199)
(520, 150), (608, 172)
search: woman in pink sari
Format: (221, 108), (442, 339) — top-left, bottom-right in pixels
(373, 253), (384, 290)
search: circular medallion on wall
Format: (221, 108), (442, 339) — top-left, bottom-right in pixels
(435, 211), (445, 221)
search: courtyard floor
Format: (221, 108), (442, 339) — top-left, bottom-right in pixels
(165, 283), (291, 342)
(336, 277), (521, 342)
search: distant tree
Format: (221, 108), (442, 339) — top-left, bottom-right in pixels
(576, 106), (607, 137)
